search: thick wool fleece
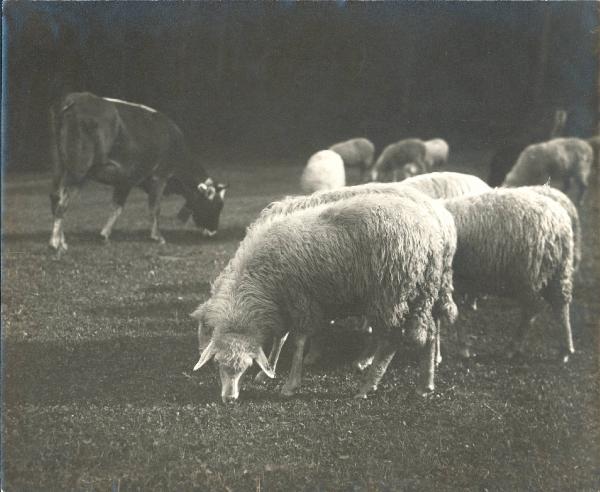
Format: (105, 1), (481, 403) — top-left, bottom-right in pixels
(300, 150), (345, 193)
(201, 194), (454, 361)
(503, 138), (593, 193)
(523, 185), (581, 272)
(401, 172), (490, 199)
(444, 188), (573, 308)
(329, 138), (375, 171)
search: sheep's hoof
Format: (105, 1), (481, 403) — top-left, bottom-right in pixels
(151, 234), (166, 245)
(415, 386), (434, 398)
(99, 233), (110, 245)
(354, 392), (368, 400)
(559, 350), (574, 364)
(254, 371), (270, 384)
(458, 347), (471, 360)
(281, 385), (297, 397)
(49, 242), (68, 259)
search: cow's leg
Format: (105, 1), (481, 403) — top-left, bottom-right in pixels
(100, 185), (131, 242)
(255, 332), (289, 383)
(355, 334), (396, 399)
(417, 330), (437, 397)
(144, 177), (168, 244)
(49, 178), (80, 255)
(281, 332), (308, 397)
(435, 319), (442, 367)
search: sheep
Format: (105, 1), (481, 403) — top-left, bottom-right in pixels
(192, 193), (457, 401)
(369, 139), (427, 182)
(502, 137), (593, 206)
(300, 150), (345, 193)
(370, 138), (449, 182)
(443, 188), (575, 363)
(329, 138), (375, 181)
(487, 108), (568, 186)
(253, 172), (487, 369)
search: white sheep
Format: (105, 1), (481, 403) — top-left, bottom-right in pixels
(300, 150), (345, 193)
(369, 139), (426, 182)
(503, 138), (593, 206)
(192, 193), (457, 401)
(329, 138), (375, 181)
(443, 188), (575, 362)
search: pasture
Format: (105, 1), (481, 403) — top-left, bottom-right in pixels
(2, 153), (599, 490)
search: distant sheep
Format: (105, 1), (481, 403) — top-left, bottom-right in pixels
(487, 108), (568, 186)
(300, 150), (345, 193)
(329, 138), (375, 180)
(193, 193), (457, 401)
(503, 138), (593, 206)
(369, 139), (426, 182)
(443, 188), (575, 362)
(401, 171), (489, 199)
(370, 138), (449, 182)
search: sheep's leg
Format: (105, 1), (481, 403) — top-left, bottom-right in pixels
(353, 319), (376, 371)
(255, 332), (289, 383)
(354, 337), (396, 399)
(303, 332), (324, 366)
(281, 332), (308, 397)
(555, 302), (574, 364)
(417, 335), (436, 397)
(435, 319), (442, 367)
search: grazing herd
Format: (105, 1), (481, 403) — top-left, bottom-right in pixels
(47, 93), (596, 403)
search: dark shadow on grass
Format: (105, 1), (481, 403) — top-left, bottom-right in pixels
(3, 335), (222, 406)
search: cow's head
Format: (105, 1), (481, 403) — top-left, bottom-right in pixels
(179, 178), (228, 236)
(193, 336), (274, 403)
(400, 163), (420, 181)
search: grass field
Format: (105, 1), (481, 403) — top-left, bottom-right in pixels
(2, 153), (600, 490)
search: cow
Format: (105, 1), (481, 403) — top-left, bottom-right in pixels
(48, 92), (227, 254)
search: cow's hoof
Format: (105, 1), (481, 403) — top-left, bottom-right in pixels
(49, 242), (67, 258)
(100, 234), (110, 245)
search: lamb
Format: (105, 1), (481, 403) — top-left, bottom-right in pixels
(443, 188), (575, 362)
(192, 193), (457, 401)
(300, 150), (345, 193)
(329, 138), (375, 181)
(502, 137), (593, 206)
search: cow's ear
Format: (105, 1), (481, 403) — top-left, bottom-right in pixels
(193, 340), (216, 371)
(254, 346), (275, 378)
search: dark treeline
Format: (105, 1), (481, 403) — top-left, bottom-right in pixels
(3, 1), (598, 171)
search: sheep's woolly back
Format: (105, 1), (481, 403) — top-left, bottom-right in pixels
(444, 188), (573, 305)
(522, 185), (582, 272)
(424, 139), (449, 168)
(300, 150), (345, 193)
(503, 137), (593, 188)
(401, 172), (490, 199)
(207, 193), (455, 349)
(329, 138), (375, 170)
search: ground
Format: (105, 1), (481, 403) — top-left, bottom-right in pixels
(2, 153), (599, 491)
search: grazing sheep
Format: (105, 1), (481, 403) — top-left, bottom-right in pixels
(369, 139), (426, 182)
(487, 108), (568, 186)
(443, 188), (575, 362)
(193, 193), (457, 401)
(503, 138), (593, 206)
(329, 138), (375, 180)
(300, 150), (345, 193)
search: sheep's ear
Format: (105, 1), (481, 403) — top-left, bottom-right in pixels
(254, 347), (275, 378)
(193, 340), (216, 371)
(190, 305), (204, 320)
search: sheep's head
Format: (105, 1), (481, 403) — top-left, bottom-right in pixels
(193, 335), (274, 403)
(400, 163), (420, 181)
